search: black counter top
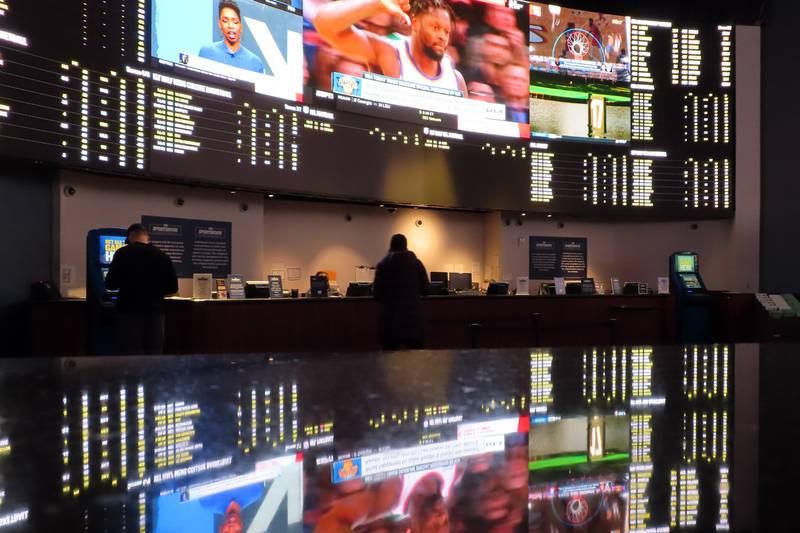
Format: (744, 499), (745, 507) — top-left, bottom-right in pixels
(0, 344), (787, 531)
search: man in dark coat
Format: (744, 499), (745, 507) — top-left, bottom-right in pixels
(373, 234), (430, 350)
(105, 223), (178, 354)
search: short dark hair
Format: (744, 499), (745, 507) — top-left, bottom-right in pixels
(389, 234), (408, 252)
(219, 0), (241, 19)
(127, 223), (148, 240)
(409, 0), (456, 24)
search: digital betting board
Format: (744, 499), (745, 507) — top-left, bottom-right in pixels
(0, 0), (735, 216)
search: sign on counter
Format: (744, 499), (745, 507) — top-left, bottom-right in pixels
(142, 215), (232, 278)
(529, 236), (588, 279)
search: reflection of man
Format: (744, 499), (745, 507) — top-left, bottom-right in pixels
(407, 473), (450, 533)
(199, 1), (266, 74)
(313, 0), (468, 94)
(219, 501), (244, 533)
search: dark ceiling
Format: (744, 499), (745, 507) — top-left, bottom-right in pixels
(557, 0), (767, 25)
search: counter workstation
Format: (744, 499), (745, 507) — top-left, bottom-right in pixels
(30, 292), (758, 355)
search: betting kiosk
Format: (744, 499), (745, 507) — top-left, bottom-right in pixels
(669, 252), (712, 342)
(86, 228), (126, 354)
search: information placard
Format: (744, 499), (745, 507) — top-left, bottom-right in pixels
(142, 216), (232, 278)
(529, 237), (588, 280)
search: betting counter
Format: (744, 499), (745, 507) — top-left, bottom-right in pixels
(30, 293), (757, 356)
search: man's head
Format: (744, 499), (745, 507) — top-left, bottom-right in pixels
(126, 223), (149, 245)
(218, 1), (243, 48)
(389, 233), (408, 252)
(409, 0), (456, 61)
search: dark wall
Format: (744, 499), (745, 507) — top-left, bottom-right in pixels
(0, 161), (55, 355)
(761, 1), (800, 292)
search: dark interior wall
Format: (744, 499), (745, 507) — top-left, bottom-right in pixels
(761, 1), (800, 292)
(0, 161), (55, 355)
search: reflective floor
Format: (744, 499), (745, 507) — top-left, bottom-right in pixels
(0, 344), (779, 531)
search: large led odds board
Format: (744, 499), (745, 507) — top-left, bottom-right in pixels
(0, 1), (734, 216)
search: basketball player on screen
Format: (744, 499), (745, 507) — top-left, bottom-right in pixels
(313, 0), (468, 95)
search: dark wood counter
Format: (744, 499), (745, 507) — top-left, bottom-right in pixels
(27, 293), (763, 355)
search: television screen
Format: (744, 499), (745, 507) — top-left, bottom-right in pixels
(304, 0), (530, 138)
(99, 235), (126, 265)
(151, 0), (304, 101)
(529, 3), (631, 143)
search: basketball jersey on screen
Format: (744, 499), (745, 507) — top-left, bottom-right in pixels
(390, 38), (460, 93)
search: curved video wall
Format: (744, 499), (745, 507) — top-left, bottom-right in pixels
(0, 1), (734, 216)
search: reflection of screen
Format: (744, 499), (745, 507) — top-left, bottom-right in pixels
(529, 3), (631, 143)
(529, 475), (628, 530)
(675, 254), (697, 273)
(306, 424), (528, 531)
(305, 0), (531, 138)
(151, 0), (304, 101)
(680, 273), (702, 289)
(530, 415), (630, 470)
(153, 455), (303, 533)
(100, 236), (126, 265)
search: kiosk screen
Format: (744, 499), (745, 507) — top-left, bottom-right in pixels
(674, 254), (697, 273)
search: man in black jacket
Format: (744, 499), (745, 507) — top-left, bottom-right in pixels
(105, 223), (178, 354)
(373, 234), (430, 350)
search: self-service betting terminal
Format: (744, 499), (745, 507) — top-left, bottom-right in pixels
(86, 228), (126, 353)
(669, 252), (712, 342)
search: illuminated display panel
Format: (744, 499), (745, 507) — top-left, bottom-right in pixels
(304, 0), (530, 139)
(529, 3), (632, 144)
(675, 253), (697, 273)
(0, 0), (733, 215)
(527, 6), (734, 217)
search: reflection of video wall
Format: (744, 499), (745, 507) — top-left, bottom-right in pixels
(0, 0), (735, 216)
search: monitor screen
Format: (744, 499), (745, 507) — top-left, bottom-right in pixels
(680, 273), (702, 289)
(99, 235), (126, 265)
(674, 254), (697, 273)
(151, 0), (304, 101)
(304, 0), (530, 139)
(448, 272), (472, 291)
(430, 271), (449, 285)
(529, 4), (631, 143)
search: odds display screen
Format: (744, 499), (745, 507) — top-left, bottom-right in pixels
(0, 0), (735, 216)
